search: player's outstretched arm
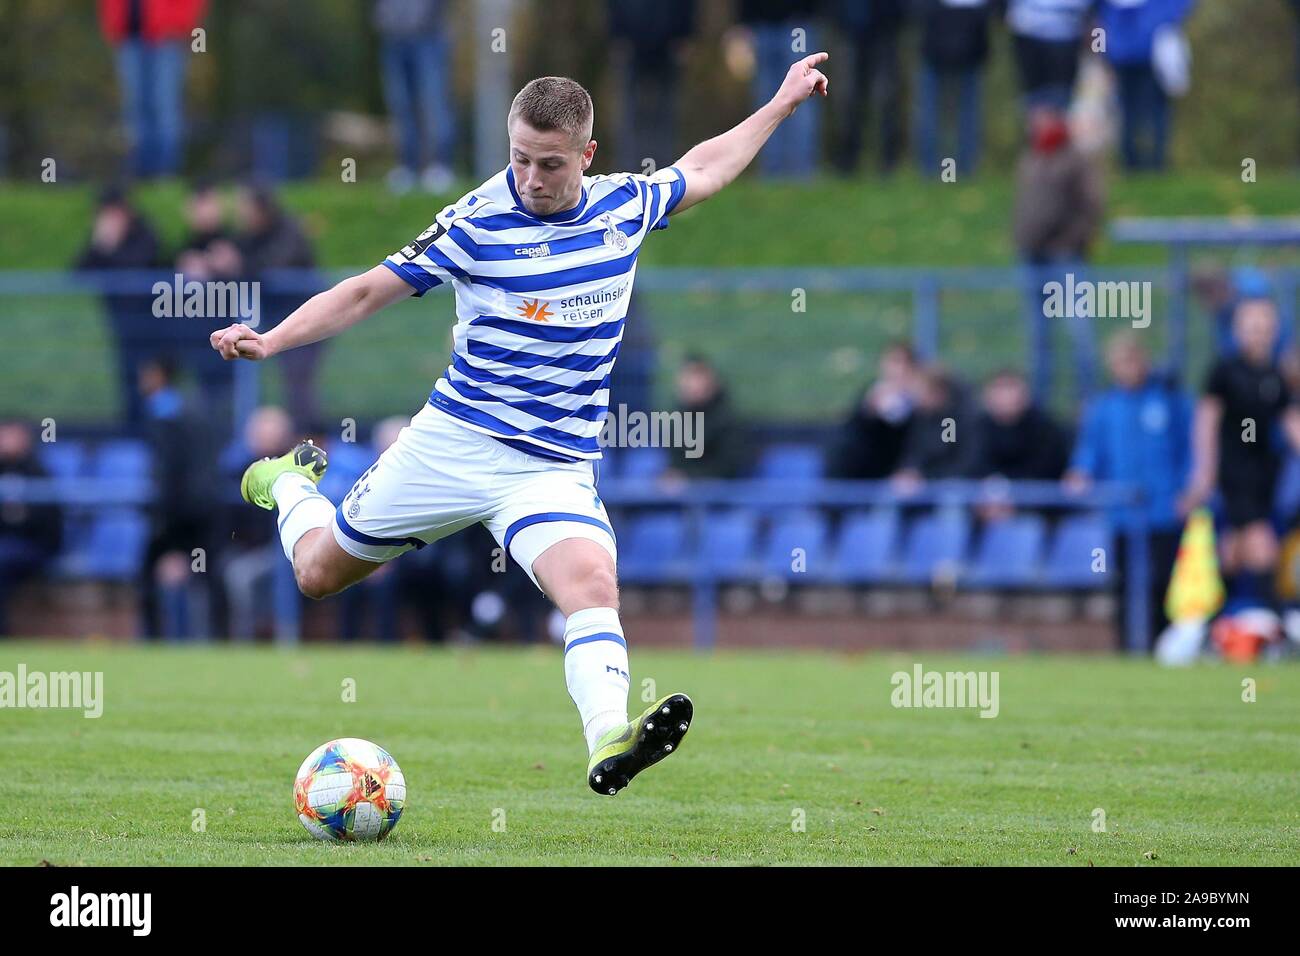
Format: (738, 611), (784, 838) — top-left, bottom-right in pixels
(210, 264), (414, 361)
(671, 51), (829, 215)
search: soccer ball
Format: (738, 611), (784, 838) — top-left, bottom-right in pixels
(293, 738), (406, 842)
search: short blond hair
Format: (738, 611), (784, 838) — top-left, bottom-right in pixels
(508, 76), (593, 144)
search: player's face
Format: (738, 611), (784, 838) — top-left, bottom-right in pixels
(1234, 300), (1278, 363)
(509, 119), (596, 217)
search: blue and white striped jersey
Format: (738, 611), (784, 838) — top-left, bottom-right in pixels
(383, 164), (687, 461)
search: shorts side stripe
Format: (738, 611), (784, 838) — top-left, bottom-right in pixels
(503, 512), (615, 553)
(334, 507), (427, 550)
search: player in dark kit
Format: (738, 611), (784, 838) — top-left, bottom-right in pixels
(1183, 297), (1300, 610)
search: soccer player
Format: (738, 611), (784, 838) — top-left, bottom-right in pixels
(1182, 297), (1300, 617)
(210, 53), (830, 795)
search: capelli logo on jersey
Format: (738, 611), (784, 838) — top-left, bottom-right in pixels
(514, 243), (551, 258)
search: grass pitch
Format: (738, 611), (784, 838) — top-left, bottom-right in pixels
(1, 642), (1296, 866)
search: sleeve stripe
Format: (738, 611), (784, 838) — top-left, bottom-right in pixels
(663, 165), (687, 216)
(382, 259), (442, 296)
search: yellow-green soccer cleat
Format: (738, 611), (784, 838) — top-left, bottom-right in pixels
(239, 439), (329, 510)
(587, 693), (693, 796)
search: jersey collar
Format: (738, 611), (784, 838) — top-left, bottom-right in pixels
(505, 166), (589, 223)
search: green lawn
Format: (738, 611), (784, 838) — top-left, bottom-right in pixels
(3, 172), (1298, 271)
(1, 643), (1296, 866)
(6, 171), (1291, 424)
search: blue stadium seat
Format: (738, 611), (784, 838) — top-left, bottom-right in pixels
(966, 514), (1047, 587)
(38, 440), (87, 481)
(833, 508), (900, 582)
(699, 509), (760, 579)
(619, 512), (690, 583)
(39, 444), (89, 563)
(618, 446), (669, 481)
(61, 508), (149, 580)
(899, 508), (971, 584)
(93, 439), (152, 480)
(756, 443), (824, 481)
(763, 509), (831, 580)
(1044, 514), (1113, 588)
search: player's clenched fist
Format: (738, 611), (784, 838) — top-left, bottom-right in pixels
(772, 51), (829, 117)
(210, 322), (271, 361)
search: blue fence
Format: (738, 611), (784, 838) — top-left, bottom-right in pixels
(9, 249), (1296, 649)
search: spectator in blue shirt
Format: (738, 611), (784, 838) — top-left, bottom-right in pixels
(1098, 0), (1195, 170)
(1064, 332), (1193, 647)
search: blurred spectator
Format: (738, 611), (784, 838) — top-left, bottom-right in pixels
(233, 183), (323, 430)
(826, 0), (904, 175)
(0, 421), (62, 636)
(974, 369), (1070, 480)
(97, 0), (207, 178)
(1013, 105), (1105, 263)
(894, 364), (980, 483)
(828, 341), (918, 479)
(175, 178), (232, 277)
(1099, 0), (1195, 171)
(138, 356), (217, 640)
(220, 405), (293, 641)
(741, 0), (823, 178)
(663, 355), (750, 481)
(914, 0), (994, 177)
(175, 179), (239, 417)
(608, 1), (695, 173)
(1064, 333), (1192, 649)
(1007, 0), (1091, 108)
(74, 185), (162, 430)
(1182, 299), (1300, 618)
(373, 0), (457, 194)
(1192, 266), (1291, 360)
(1013, 103), (1105, 402)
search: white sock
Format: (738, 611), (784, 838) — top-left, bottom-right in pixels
(272, 472), (334, 564)
(563, 606), (630, 753)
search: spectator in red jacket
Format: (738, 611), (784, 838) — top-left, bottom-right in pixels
(97, 0), (208, 177)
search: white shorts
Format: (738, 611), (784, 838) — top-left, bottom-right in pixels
(331, 403), (616, 587)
